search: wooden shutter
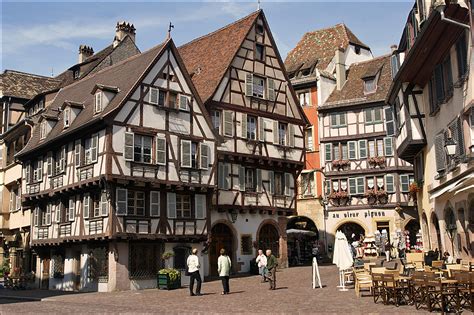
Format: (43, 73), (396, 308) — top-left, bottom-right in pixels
(325, 143), (332, 162)
(25, 163), (31, 184)
(83, 194), (90, 219)
(256, 169), (262, 193)
(167, 192), (176, 218)
(100, 192), (108, 216)
(54, 203), (60, 223)
(400, 174), (409, 192)
(37, 158), (43, 181)
(450, 118), (465, 157)
(91, 134), (98, 162)
(386, 175), (395, 193)
(195, 194), (206, 219)
(348, 141), (357, 160)
(288, 124), (295, 147)
(150, 191), (160, 217)
(34, 206), (39, 226)
(273, 121), (279, 144)
(46, 203), (52, 225)
(358, 140), (367, 159)
(47, 152), (53, 176)
(124, 132), (134, 161)
(116, 188), (127, 216)
(241, 113), (247, 138)
(178, 94), (188, 111)
(434, 133), (446, 172)
(245, 73), (253, 97)
(349, 178), (357, 195)
(284, 173), (291, 196)
(268, 171), (274, 194)
(181, 140), (192, 168)
(224, 163), (230, 189)
(149, 87), (158, 105)
(200, 143), (209, 170)
(69, 198), (75, 221)
(356, 177), (365, 195)
(384, 137), (394, 156)
(258, 117), (265, 142)
(74, 140), (81, 167)
(218, 163), (225, 189)
(156, 136), (166, 165)
(239, 165), (245, 191)
(267, 78), (275, 101)
(223, 111), (233, 137)
(364, 109), (373, 123)
(385, 107), (395, 136)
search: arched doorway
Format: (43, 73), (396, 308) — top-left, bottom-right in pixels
(337, 222), (365, 242)
(209, 223), (234, 277)
(404, 219), (420, 250)
(430, 213), (443, 252)
(286, 216), (319, 266)
(258, 224), (280, 257)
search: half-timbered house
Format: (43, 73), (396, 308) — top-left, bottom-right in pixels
(16, 38), (217, 291)
(179, 10), (308, 272)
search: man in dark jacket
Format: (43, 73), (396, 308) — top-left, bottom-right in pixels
(265, 249), (278, 290)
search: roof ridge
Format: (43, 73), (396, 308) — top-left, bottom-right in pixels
(179, 10), (260, 49)
(2, 69), (61, 81)
(304, 23), (346, 36)
(350, 53), (391, 67)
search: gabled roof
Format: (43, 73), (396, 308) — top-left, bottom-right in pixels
(18, 41), (168, 157)
(179, 10), (260, 104)
(0, 70), (61, 99)
(323, 54), (391, 107)
(285, 23), (370, 74)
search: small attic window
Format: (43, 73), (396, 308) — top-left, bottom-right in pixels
(301, 68), (311, 77)
(94, 92), (102, 113)
(256, 23), (264, 35)
(354, 46), (361, 55)
(40, 120), (47, 140)
(74, 70), (80, 79)
(288, 73), (295, 79)
(364, 77), (377, 94)
(63, 107), (71, 128)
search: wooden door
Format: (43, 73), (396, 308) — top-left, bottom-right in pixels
(73, 252), (81, 290)
(41, 258), (50, 289)
(209, 224), (233, 276)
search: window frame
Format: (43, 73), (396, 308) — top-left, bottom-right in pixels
(133, 134), (153, 164)
(176, 194), (192, 219)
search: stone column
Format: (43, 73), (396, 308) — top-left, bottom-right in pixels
(108, 242), (129, 291)
(277, 216), (288, 268)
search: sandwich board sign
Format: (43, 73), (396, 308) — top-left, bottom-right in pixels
(312, 257), (322, 289)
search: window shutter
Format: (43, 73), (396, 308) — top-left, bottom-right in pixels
(69, 198), (75, 221)
(150, 191), (160, 217)
(385, 107), (395, 136)
(256, 169), (262, 193)
(181, 140), (191, 168)
(178, 94), (188, 111)
(386, 175), (395, 193)
(38, 158), (43, 181)
(325, 143), (332, 162)
(348, 141), (357, 160)
(400, 174), (409, 192)
(167, 192), (176, 218)
(284, 173), (291, 196)
(450, 118), (465, 157)
(25, 163), (31, 184)
(74, 140), (81, 167)
(268, 171), (274, 194)
(239, 166), (245, 191)
(156, 136), (166, 165)
(267, 78), (275, 101)
(358, 140), (367, 159)
(348, 178), (357, 195)
(116, 188), (127, 216)
(149, 88), (158, 105)
(384, 137), (394, 157)
(434, 133), (446, 172)
(95, 92), (102, 113)
(195, 194), (206, 219)
(241, 113), (247, 138)
(200, 143), (209, 170)
(258, 117), (265, 142)
(356, 177), (365, 195)
(245, 73), (253, 97)
(288, 124), (295, 147)
(46, 204), (52, 225)
(364, 109), (373, 123)
(223, 111), (234, 137)
(54, 203), (60, 223)
(83, 194), (90, 219)
(34, 207), (39, 227)
(47, 152), (53, 176)
(273, 121), (279, 144)
(374, 108), (382, 122)
(224, 163), (230, 189)
(124, 132), (134, 161)
(100, 192), (108, 217)
(91, 134), (98, 162)
(471, 107), (474, 127)
(218, 163), (225, 189)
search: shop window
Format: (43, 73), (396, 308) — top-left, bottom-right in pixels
(129, 243), (162, 279)
(173, 246), (191, 270)
(241, 235), (253, 255)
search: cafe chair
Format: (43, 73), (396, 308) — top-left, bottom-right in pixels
(353, 268), (372, 297)
(371, 273), (385, 304)
(455, 272), (473, 313)
(381, 273), (409, 307)
(411, 272), (428, 310)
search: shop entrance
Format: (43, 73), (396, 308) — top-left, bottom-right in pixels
(286, 216), (318, 266)
(209, 223), (234, 276)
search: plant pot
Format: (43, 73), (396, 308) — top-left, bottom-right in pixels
(378, 195), (388, 205)
(157, 273), (181, 290)
(367, 196), (377, 205)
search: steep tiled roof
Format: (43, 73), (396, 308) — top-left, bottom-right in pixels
(285, 24), (370, 73)
(179, 11), (260, 103)
(324, 54), (391, 106)
(0, 70), (61, 99)
(18, 41), (167, 157)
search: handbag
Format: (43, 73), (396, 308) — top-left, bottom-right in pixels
(185, 266), (190, 276)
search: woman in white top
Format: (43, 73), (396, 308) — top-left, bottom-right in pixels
(186, 248), (202, 296)
(256, 249), (267, 282)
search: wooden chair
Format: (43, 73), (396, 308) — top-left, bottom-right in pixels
(431, 260), (443, 270)
(370, 267), (386, 274)
(381, 273), (409, 307)
(353, 268), (372, 297)
(411, 272), (428, 310)
(455, 272), (474, 313)
(425, 276), (457, 313)
(371, 273), (385, 304)
(446, 264), (462, 278)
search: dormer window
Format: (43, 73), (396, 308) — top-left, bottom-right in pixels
(94, 92), (102, 113)
(63, 107), (71, 128)
(256, 44), (265, 61)
(149, 87), (165, 106)
(364, 77), (377, 94)
(256, 23), (264, 35)
(40, 120), (47, 140)
(74, 70), (80, 79)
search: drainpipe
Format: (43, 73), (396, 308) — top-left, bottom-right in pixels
(435, 4), (471, 29)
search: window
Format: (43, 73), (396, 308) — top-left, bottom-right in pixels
(180, 140), (199, 168)
(200, 143), (209, 170)
(178, 95), (189, 111)
(305, 128), (313, 151)
(341, 143), (348, 160)
(429, 56), (453, 113)
(245, 168), (256, 192)
(9, 187), (19, 212)
(256, 44), (265, 61)
(386, 174), (395, 193)
(64, 108), (71, 128)
(54, 147), (66, 175)
(400, 174), (413, 192)
(364, 77), (377, 94)
(223, 111), (233, 137)
(127, 190), (145, 216)
(376, 176), (384, 189)
(218, 163), (230, 190)
(149, 87), (160, 105)
(156, 136), (166, 165)
(32, 158), (43, 182)
(456, 32), (468, 79)
(176, 194), (191, 218)
(134, 134), (152, 163)
(368, 140), (376, 157)
(364, 108), (382, 124)
(246, 115), (257, 140)
(84, 134), (99, 165)
(274, 172), (284, 196)
(252, 76), (265, 98)
(211, 110), (221, 134)
(278, 123), (287, 146)
(390, 54), (400, 78)
(333, 144), (340, 160)
(169, 92), (178, 108)
(40, 121), (47, 139)
(256, 23), (264, 35)
(41, 204), (52, 226)
(94, 92), (102, 113)
(325, 143), (332, 162)
(241, 235), (253, 255)
(150, 191), (160, 217)
(74, 70), (80, 79)
(358, 140), (367, 159)
(348, 141), (357, 160)
(299, 91), (311, 106)
(376, 139), (384, 157)
(173, 246), (190, 270)
(300, 172), (315, 196)
(384, 137), (393, 156)
(330, 113), (346, 128)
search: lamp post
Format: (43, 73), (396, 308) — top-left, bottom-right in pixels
(445, 223), (457, 256)
(230, 209), (238, 223)
(444, 137), (457, 166)
(318, 194), (329, 255)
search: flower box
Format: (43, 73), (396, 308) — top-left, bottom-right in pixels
(367, 157), (386, 168)
(332, 160), (350, 171)
(158, 269), (181, 290)
(328, 191), (351, 207)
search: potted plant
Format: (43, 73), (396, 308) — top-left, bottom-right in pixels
(328, 191), (350, 206)
(157, 252), (181, 290)
(376, 190), (388, 204)
(367, 156), (386, 168)
(408, 182), (420, 201)
(365, 189), (377, 205)
(332, 160), (350, 171)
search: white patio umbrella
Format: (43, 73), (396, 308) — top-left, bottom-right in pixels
(332, 231), (354, 291)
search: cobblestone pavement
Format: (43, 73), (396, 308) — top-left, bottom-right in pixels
(0, 265), (431, 314)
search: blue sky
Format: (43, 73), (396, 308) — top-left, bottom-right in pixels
(2, 1), (413, 77)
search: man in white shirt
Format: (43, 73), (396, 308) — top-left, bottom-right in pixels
(187, 248), (202, 296)
(255, 249), (267, 282)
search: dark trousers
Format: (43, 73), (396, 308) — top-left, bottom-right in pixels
(220, 276), (230, 293)
(267, 268), (276, 289)
(189, 271), (202, 294)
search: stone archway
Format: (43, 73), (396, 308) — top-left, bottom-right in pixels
(430, 212), (443, 252)
(404, 219), (420, 250)
(257, 223), (280, 257)
(286, 216), (319, 266)
(209, 222), (236, 276)
(336, 221), (366, 242)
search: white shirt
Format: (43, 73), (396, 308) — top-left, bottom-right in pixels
(256, 254), (267, 268)
(187, 254), (200, 273)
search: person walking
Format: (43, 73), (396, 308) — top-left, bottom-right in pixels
(217, 248), (231, 295)
(255, 249), (267, 282)
(265, 249), (278, 290)
(187, 248), (202, 296)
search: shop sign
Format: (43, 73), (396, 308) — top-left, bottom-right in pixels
(331, 210), (388, 219)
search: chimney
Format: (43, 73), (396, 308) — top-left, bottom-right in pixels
(390, 45), (398, 53)
(335, 47), (346, 91)
(78, 45), (94, 63)
(114, 21), (136, 48)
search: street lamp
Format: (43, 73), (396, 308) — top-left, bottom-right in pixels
(230, 209), (238, 223)
(444, 138), (457, 157)
(446, 223), (457, 255)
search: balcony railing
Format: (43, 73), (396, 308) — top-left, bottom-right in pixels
(50, 175), (63, 189)
(59, 223), (71, 237)
(77, 165), (94, 181)
(89, 219), (103, 235)
(26, 183), (40, 195)
(36, 226), (49, 239)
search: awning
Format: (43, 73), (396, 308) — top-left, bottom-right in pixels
(286, 228), (317, 236)
(429, 173), (474, 200)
